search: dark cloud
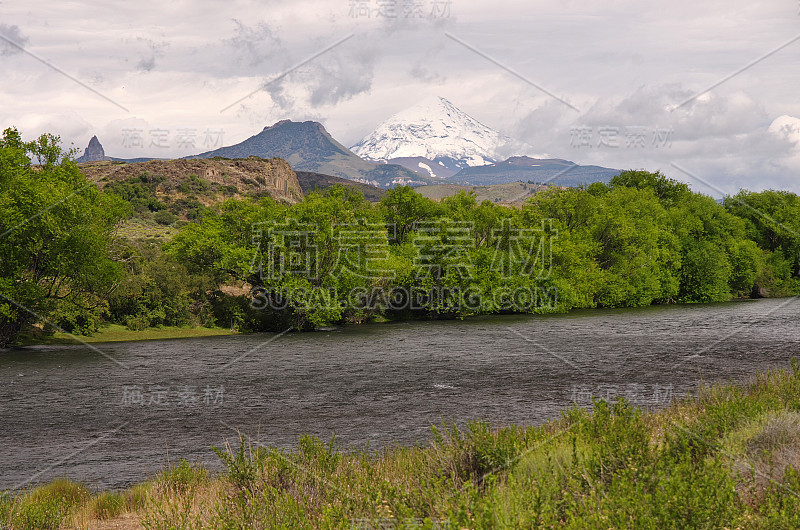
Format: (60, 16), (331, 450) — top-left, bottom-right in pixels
(137, 56), (155, 72)
(135, 38), (168, 72)
(409, 40), (447, 83)
(307, 47), (376, 107)
(225, 19), (283, 67)
(409, 62), (440, 82)
(514, 85), (775, 156)
(261, 34), (378, 112)
(119, 36), (168, 73)
(512, 100), (575, 150)
(238, 15), (458, 114)
(0, 24), (29, 56)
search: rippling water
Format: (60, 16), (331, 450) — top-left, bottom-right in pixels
(1, 298), (798, 490)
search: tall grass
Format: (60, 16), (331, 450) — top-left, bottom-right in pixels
(3, 362), (800, 528)
(1, 479), (88, 530)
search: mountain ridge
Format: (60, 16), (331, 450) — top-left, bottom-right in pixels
(186, 120), (439, 188)
(72, 99), (620, 191)
(452, 155), (620, 186)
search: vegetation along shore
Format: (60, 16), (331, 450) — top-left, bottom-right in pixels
(2, 128), (799, 348)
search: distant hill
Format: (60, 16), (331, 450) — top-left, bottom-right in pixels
(187, 120), (441, 188)
(295, 171), (386, 202)
(451, 156), (620, 186)
(79, 157), (304, 224)
(383, 156), (459, 179)
(415, 181), (557, 206)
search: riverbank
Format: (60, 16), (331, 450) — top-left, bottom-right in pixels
(12, 296), (776, 348)
(3, 362), (800, 528)
(17, 324), (239, 346)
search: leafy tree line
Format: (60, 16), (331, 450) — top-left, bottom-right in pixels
(1, 128), (799, 346)
(0, 129), (126, 346)
(166, 171), (800, 330)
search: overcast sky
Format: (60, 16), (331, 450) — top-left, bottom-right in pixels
(2, 0), (800, 196)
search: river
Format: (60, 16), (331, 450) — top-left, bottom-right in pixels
(1, 297), (798, 490)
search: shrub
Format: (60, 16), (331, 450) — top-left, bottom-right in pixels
(125, 314), (150, 331)
(28, 479), (89, 507)
(10, 497), (68, 530)
(89, 491), (125, 519)
(220, 184), (239, 196)
(178, 174), (210, 194)
(296, 434), (341, 475)
(725, 410), (800, 503)
(156, 460), (208, 495)
(153, 210), (178, 226)
(124, 483), (149, 511)
(430, 420), (527, 487)
(10, 480), (89, 530)
(212, 437), (264, 494)
(746, 411), (800, 455)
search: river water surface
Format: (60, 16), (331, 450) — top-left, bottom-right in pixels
(1, 297), (798, 490)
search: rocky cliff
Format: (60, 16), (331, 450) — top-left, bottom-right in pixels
(80, 156), (303, 204)
(75, 136), (108, 163)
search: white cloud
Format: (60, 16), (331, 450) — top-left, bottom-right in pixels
(769, 115), (800, 144)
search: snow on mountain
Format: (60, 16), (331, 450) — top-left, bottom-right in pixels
(351, 96), (506, 172)
(382, 156), (460, 179)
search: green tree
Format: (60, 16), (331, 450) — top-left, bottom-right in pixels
(520, 189), (602, 311)
(610, 169), (691, 207)
(724, 190), (800, 294)
(612, 170), (756, 302)
(108, 241), (215, 330)
(524, 186), (677, 308)
(0, 128), (126, 346)
(170, 186), (395, 330)
(590, 186), (677, 307)
(379, 185), (443, 243)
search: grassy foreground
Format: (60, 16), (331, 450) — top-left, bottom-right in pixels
(4, 364), (800, 529)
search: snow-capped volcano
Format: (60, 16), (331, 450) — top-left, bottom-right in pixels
(351, 96), (506, 174)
